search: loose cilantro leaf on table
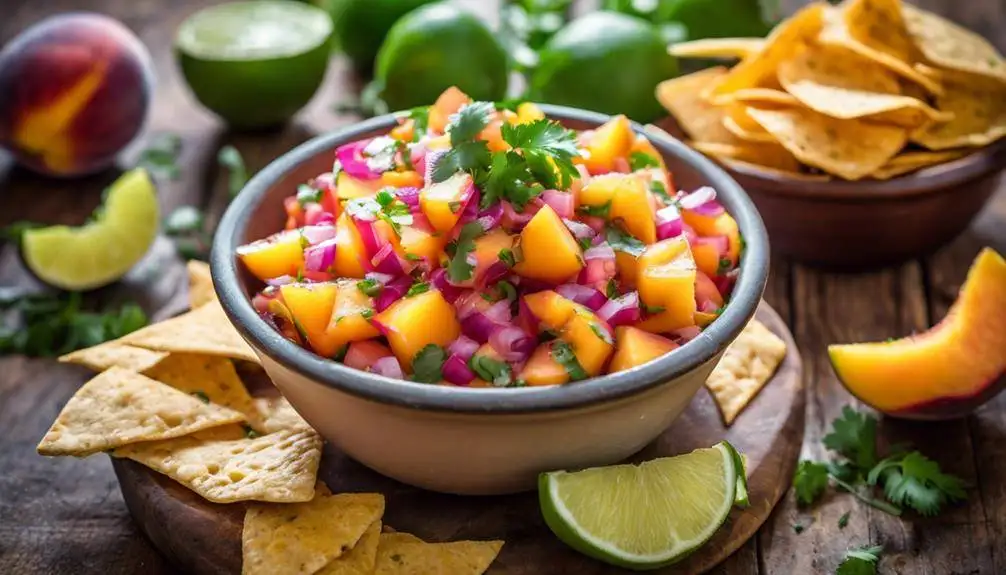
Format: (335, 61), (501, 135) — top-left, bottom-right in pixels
(836, 546), (883, 575)
(446, 222), (483, 283)
(629, 151), (661, 171)
(793, 460), (830, 506)
(137, 133), (182, 179)
(551, 341), (587, 381)
(867, 452), (967, 516)
(412, 344), (447, 383)
(469, 354), (513, 387)
(218, 145), (248, 199)
(823, 405), (878, 472)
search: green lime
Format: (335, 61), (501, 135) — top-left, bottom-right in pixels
(539, 441), (741, 569)
(531, 11), (678, 123)
(22, 168), (159, 291)
(176, 0), (333, 128)
(374, 3), (509, 112)
(321, 0), (437, 73)
(603, 0), (772, 42)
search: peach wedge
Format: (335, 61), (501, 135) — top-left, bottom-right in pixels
(829, 248), (1006, 420)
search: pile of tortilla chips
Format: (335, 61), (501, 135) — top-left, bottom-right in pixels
(40, 261), (503, 575)
(659, 0), (1006, 181)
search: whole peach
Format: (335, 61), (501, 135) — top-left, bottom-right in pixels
(0, 13), (154, 177)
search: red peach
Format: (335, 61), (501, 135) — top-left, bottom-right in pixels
(0, 13), (154, 177)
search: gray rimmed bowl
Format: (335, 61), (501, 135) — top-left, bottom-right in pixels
(211, 106), (769, 495)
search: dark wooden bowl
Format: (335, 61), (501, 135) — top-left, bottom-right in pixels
(656, 119), (1006, 270)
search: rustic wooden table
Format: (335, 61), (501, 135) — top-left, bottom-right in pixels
(1, 1), (1004, 573)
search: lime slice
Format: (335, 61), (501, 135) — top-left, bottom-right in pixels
(22, 168), (159, 290)
(175, 1), (333, 128)
(539, 442), (741, 570)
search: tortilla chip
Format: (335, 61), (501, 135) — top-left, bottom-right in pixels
(243, 491), (385, 575)
(669, 37), (765, 60)
(380, 532), (425, 545)
(707, 3), (825, 102)
(706, 319), (787, 425)
(37, 367), (244, 457)
(187, 260), (216, 309)
(902, 4), (1006, 84)
(121, 300), (259, 364)
(58, 341), (168, 373)
(844, 0), (916, 65)
(656, 67), (737, 144)
(746, 107), (908, 180)
(722, 115), (776, 144)
(253, 396), (312, 433)
(911, 71), (1006, 150)
(691, 141), (802, 172)
(719, 88), (798, 106)
(116, 427), (322, 503)
(719, 158), (832, 182)
(374, 536), (503, 575)
(778, 43), (952, 128)
(144, 354), (261, 429)
(317, 521), (383, 575)
(818, 4), (942, 95)
(871, 150), (970, 180)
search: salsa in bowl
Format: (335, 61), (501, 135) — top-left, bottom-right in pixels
(234, 88), (747, 388)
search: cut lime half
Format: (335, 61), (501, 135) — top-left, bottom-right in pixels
(539, 441), (742, 570)
(21, 168), (159, 291)
(175, 0), (333, 128)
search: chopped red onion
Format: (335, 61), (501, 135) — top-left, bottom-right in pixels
(575, 164), (591, 184)
(655, 205), (683, 240)
(303, 203), (326, 226)
(541, 189), (575, 219)
(678, 186), (724, 217)
(442, 354), (475, 385)
(458, 187), (481, 226)
(682, 223), (698, 245)
(252, 291), (277, 313)
(371, 356), (404, 379)
(501, 199), (543, 231)
(395, 187), (422, 210)
(477, 201), (504, 231)
(336, 139), (382, 180)
(370, 318), (393, 337)
(423, 149), (448, 186)
(556, 284), (607, 311)
(312, 172), (336, 192)
(584, 243), (616, 261)
(453, 290), (486, 319)
(489, 325), (535, 362)
(582, 215), (606, 233)
(698, 299), (720, 313)
(563, 218), (596, 241)
(480, 261), (509, 287)
(351, 217), (382, 258)
(671, 325), (702, 343)
(598, 291), (641, 327)
(304, 238), (337, 272)
(579, 243), (617, 287)
(517, 296), (538, 334)
(371, 243), (414, 276)
(484, 300), (512, 323)
(409, 141), (427, 175)
(300, 225), (337, 245)
(448, 335), (480, 360)
(265, 275), (296, 287)
(365, 271), (395, 285)
(374, 276), (411, 312)
(461, 312), (499, 343)
(430, 268), (464, 303)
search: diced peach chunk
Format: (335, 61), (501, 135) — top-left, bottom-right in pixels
(516, 102), (545, 124)
(584, 115), (634, 173)
(420, 172), (473, 232)
(380, 170), (423, 188)
(609, 174), (657, 244)
(682, 211), (742, 265)
(520, 342), (569, 386)
(399, 224), (446, 263)
(636, 237), (697, 333)
(332, 213), (367, 278)
(237, 229), (305, 281)
(326, 279), (379, 348)
(629, 134), (666, 169)
(280, 282), (341, 358)
(523, 290), (577, 332)
(428, 86), (471, 134)
(472, 228), (514, 283)
(337, 171), (380, 200)
(609, 326), (678, 373)
(578, 173), (623, 210)
(562, 306), (615, 376)
(513, 205), (584, 284)
(373, 290), (460, 369)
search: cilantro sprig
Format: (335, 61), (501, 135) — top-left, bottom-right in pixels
(411, 344), (446, 383)
(469, 354), (513, 387)
(551, 341), (587, 381)
(445, 222), (483, 283)
(629, 151), (661, 171)
(837, 546), (883, 575)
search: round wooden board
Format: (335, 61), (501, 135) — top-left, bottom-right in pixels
(113, 302), (804, 575)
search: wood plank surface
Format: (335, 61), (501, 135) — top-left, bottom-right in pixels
(1, 0), (1005, 574)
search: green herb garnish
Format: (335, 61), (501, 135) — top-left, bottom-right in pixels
(606, 225), (645, 256)
(446, 222), (483, 283)
(641, 302), (666, 315)
(578, 202), (611, 218)
(550, 341), (587, 381)
(717, 257), (733, 276)
(411, 344), (446, 383)
(469, 354), (513, 387)
(137, 133), (182, 179)
(407, 106), (430, 141)
(360, 309), (374, 319)
(217, 145), (248, 199)
(375, 188), (413, 232)
(357, 279), (383, 297)
(498, 248), (517, 267)
(836, 546), (883, 575)
(649, 180), (673, 203)
(243, 424), (260, 439)
(629, 151), (661, 171)
(191, 390), (210, 403)
(495, 280), (518, 302)
(406, 282), (430, 297)
(605, 278), (619, 299)
(296, 184), (323, 207)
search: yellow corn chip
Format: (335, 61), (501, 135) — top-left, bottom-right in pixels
(380, 532), (425, 545)
(843, 0), (916, 66)
(778, 43), (952, 128)
(719, 158), (832, 182)
(719, 88), (798, 106)
(121, 300), (259, 364)
(706, 319), (787, 425)
(187, 260), (216, 309)
(746, 107), (908, 180)
(691, 141), (802, 173)
(37, 367), (244, 457)
(911, 71), (1006, 150)
(669, 37), (765, 60)
(707, 3), (825, 102)
(374, 536), (504, 575)
(59, 341), (168, 373)
(656, 67), (737, 144)
(243, 491), (385, 575)
(722, 115), (777, 144)
(902, 4), (1006, 84)
(144, 354), (261, 429)
(871, 150), (970, 180)
(317, 521), (383, 575)
(116, 427), (322, 503)
(252, 396), (312, 433)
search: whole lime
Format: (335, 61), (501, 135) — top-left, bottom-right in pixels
(530, 11), (678, 123)
(603, 0), (772, 41)
(321, 0), (437, 73)
(375, 3), (509, 112)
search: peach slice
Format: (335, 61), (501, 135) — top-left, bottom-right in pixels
(280, 282), (341, 358)
(513, 205), (584, 284)
(237, 228), (305, 281)
(326, 280), (379, 350)
(523, 290), (577, 332)
(636, 236), (698, 333)
(520, 342), (570, 387)
(372, 289), (460, 370)
(609, 326), (678, 373)
(583, 114), (634, 173)
(829, 248), (1006, 419)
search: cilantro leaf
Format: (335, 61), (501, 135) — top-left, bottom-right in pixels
(823, 405), (878, 472)
(357, 279), (383, 297)
(501, 119), (580, 190)
(411, 344), (446, 383)
(406, 106), (429, 141)
(448, 101), (495, 146)
(431, 140), (491, 184)
(869, 452), (967, 516)
(629, 151), (661, 171)
(296, 184), (323, 207)
(836, 545), (883, 575)
(137, 133), (182, 179)
(793, 460), (830, 506)
(406, 282), (430, 297)
(578, 202), (611, 218)
(375, 188), (413, 231)
(217, 145), (248, 199)
(447, 222), (483, 283)
(649, 180), (673, 203)
(606, 226), (645, 256)
(469, 354), (513, 387)
(498, 248), (517, 267)
(551, 341), (587, 381)
(606, 278), (619, 299)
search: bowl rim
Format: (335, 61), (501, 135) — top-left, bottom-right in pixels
(720, 139), (1006, 201)
(211, 104), (769, 414)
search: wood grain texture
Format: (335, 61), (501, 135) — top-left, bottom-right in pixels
(1, 0), (1005, 574)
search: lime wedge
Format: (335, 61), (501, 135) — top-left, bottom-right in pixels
(539, 442), (741, 570)
(175, 1), (333, 128)
(22, 168), (159, 290)
(733, 451), (750, 508)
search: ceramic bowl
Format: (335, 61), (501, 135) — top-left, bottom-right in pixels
(211, 107), (769, 495)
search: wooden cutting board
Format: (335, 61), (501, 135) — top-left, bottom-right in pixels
(112, 302), (804, 575)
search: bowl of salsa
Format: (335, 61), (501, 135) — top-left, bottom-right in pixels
(211, 87), (769, 494)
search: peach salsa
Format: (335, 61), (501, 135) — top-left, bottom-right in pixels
(236, 87), (744, 387)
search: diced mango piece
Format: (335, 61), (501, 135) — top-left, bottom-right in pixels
(691, 241), (722, 278)
(472, 228), (514, 283)
(614, 251), (638, 288)
(584, 115), (634, 173)
(332, 213), (367, 278)
(420, 172), (473, 232)
(390, 119), (415, 142)
(609, 174), (657, 244)
(637, 237), (697, 333)
(428, 86), (471, 134)
(523, 290), (577, 332)
(682, 211), (742, 265)
(479, 117), (509, 152)
(373, 290), (460, 369)
(326, 279), (379, 349)
(609, 326), (678, 373)
(562, 306), (615, 376)
(520, 342), (569, 386)
(695, 271), (724, 308)
(516, 102), (545, 124)
(629, 134), (666, 169)
(380, 170), (423, 188)
(425, 135), (450, 150)
(694, 311), (718, 327)
(337, 171), (380, 200)
(513, 205), (584, 284)
(237, 229), (305, 281)
(280, 282), (341, 358)
(399, 225), (446, 263)
(578, 173), (623, 209)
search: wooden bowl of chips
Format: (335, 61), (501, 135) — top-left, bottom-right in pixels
(657, 0), (1006, 269)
